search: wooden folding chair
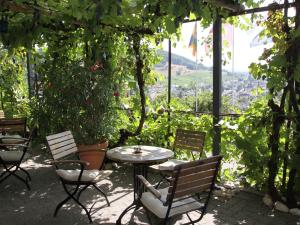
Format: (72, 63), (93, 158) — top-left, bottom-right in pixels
(0, 131), (32, 190)
(137, 155), (222, 225)
(150, 129), (206, 187)
(0, 110), (5, 119)
(46, 131), (112, 223)
(0, 118), (27, 137)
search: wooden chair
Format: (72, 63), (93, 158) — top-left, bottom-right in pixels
(46, 131), (112, 223)
(0, 110), (5, 119)
(0, 130), (32, 190)
(137, 155), (222, 225)
(0, 118), (27, 137)
(150, 129), (206, 187)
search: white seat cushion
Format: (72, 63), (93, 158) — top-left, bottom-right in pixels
(1, 134), (23, 144)
(56, 169), (112, 182)
(0, 151), (29, 162)
(150, 159), (188, 171)
(141, 188), (203, 218)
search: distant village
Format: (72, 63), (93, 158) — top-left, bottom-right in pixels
(150, 51), (266, 111)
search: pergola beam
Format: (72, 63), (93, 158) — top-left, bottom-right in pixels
(203, 0), (245, 12)
(230, 2), (296, 16)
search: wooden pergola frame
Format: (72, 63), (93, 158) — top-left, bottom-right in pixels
(1, 0), (298, 155)
(168, 1), (298, 155)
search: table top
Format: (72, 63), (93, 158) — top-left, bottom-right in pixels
(106, 145), (174, 164)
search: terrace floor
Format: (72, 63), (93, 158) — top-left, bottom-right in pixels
(0, 150), (299, 225)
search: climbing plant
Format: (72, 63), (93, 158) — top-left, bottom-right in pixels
(0, 46), (30, 117)
(249, 2), (300, 208)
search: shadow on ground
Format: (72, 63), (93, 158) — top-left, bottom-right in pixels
(0, 152), (299, 225)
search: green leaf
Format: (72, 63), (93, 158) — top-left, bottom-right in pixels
(165, 18), (176, 34)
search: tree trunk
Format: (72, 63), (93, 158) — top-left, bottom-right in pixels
(116, 34), (146, 146)
(286, 0), (300, 208)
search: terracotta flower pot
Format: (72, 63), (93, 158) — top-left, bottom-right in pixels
(78, 140), (108, 170)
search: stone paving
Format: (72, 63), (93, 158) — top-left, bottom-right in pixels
(0, 153), (299, 225)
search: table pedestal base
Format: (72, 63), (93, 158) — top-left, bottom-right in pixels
(116, 164), (147, 225)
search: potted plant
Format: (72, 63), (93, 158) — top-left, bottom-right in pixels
(73, 57), (116, 170)
(38, 32), (118, 170)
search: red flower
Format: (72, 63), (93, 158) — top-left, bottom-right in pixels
(95, 60), (104, 69)
(89, 60), (104, 72)
(89, 65), (97, 72)
(113, 91), (120, 97)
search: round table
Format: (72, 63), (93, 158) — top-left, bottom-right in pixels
(107, 145), (173, 164)
(107, 145), (173, 224)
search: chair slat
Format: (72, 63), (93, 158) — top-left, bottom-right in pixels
(173, 176), (214, 191)
(171, 183), (212, 199)
(47, 134), (74, 145)
(174, 129), (205, 155)
(174, 161), (218, 177)
(0, 110), (5, 119)
(176, 129), (205, 136)
(174, 143), (204, 152)
(53, 147), (78, 160)
(52, 142), (77, 155)
(174, 155), (221, 170)
(46, 131), (72, 141)
(0, 118), (26, 133)
(165, 155), (222, 204)
(49, 138), (76, 150)
(46, 131), (78, 160)
(172, 169), (216, 186)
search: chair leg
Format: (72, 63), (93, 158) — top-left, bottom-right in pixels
(186, 213), (194, 225)
(93, 184), (110, 206)
(0, 164), (30, 190)
(155, 177), (164, 189)
(56, 182), (93, 223)
(76, 185), (89, 200)
(181, 210), (205, 225)
(155, 172), (171, 189)
(69, 193), (93, 223)
(145, 210), (157, 225)
(20, 167), (31, 181)
(54, 195), (72, 217)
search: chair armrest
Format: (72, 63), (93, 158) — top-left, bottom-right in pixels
(137, 175), (161, 199)
(49, 160), (90, 167)
(0, 137), (29, 141)
(0, 143), (28, 148)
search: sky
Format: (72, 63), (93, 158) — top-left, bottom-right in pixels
(163, 0), (295, 73)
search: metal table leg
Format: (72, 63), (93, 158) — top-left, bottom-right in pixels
(116, 163), (147, 225)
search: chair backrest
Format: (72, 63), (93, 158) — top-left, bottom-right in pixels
(174, 129), (205, 158)
(46, 131), (78, 160)
(0, 110), (5, 119)
(166, 155), (222, 205)
(0, 118), (27, 135)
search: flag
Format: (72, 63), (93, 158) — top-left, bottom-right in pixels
(250, 33), (272, 48)
(188, 23), (197, 57)
(223, 24), (234, 47)
(204, 26), (213, 54)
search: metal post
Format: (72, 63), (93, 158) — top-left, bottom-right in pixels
(168, 39), (171, 107)
(26, 51), (32, 98)
(167, 39), (171, 145)
(213, 16), (222, 156)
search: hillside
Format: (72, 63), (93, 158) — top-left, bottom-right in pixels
(155, 49), (208, 70)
